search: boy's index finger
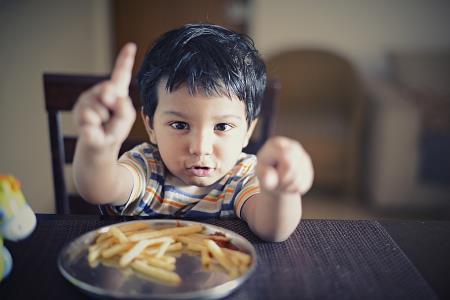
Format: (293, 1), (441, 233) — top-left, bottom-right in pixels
(111, 43), (137, 95)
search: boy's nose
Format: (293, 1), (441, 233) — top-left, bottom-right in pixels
(189, 130), (213, 156)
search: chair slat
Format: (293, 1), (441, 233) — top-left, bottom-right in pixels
(68, 194), (99, 215)
(44, 73), (141, 111)
(64, 137), (145, 164)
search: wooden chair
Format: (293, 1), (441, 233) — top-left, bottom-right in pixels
(43, 73), (279, 214)
(266, 49), (365, 197)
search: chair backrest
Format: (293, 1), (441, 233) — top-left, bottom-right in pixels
(43, 73), (279, 214)
(266, 49), (365, 197)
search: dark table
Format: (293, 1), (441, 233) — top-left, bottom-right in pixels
(1, 214), (449, 300)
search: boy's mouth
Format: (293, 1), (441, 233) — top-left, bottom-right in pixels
(187, 166), (214, 177)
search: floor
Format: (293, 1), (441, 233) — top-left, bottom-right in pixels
(302, 194), (450, 221)
(302, 194), (377, 220)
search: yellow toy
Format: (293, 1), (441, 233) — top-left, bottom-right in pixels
(0, 175), (36, 282)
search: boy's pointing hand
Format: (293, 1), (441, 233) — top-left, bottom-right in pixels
(256, 137), (314, 195)
(73, 43), (137, 149)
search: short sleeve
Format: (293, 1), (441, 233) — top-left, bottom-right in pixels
(233, 175), (260, 218)
(101, 143), (158, 215)
(219, 153), (260, 219)
(118, 151), (147, 205)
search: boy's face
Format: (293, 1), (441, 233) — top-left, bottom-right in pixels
(143, 83), (256, 187)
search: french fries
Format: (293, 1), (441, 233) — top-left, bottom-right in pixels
(87, 222), (252, 285)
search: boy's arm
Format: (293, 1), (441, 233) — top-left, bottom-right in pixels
(73, 140), (133, 206)
(72, 43), (137, 206)
(241, 137), (313, 242)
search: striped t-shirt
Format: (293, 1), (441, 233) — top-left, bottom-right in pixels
(100, 143), (260, 219)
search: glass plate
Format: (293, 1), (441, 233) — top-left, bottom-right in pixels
(58, 219), (257, 299)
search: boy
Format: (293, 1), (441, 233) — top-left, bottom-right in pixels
(73, 24), (313, 242)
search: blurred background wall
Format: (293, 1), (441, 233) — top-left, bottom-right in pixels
(0, 0), (449, 219)
(252, 0), (450, 78)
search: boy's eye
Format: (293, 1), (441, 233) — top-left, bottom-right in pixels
(170, 122), (189, 130)
(214, 123), (233, 132)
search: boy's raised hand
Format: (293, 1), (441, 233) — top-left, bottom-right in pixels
(73, 43), (137, 149)
(256, 137), (314, 195)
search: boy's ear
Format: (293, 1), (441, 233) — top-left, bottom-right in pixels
(141, 108), (157, 144)
(243, 119), (258, 148)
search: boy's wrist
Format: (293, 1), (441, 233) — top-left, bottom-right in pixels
(77, 137), (123, 161)
(259, 188), (301, 200)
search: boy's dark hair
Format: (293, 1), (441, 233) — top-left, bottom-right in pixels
(137, 23), (266, 126)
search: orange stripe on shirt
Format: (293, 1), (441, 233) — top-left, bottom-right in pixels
(203, 194), (223, 202)
(145, 186), (185, 208)
(145, 186), (161, 201)
(146, 159), (157, 166)
(162, 199), (185, 208)
(234, 162), (252, 174)
(203, 188), (234, 202)
(235, 186), (260, 212)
